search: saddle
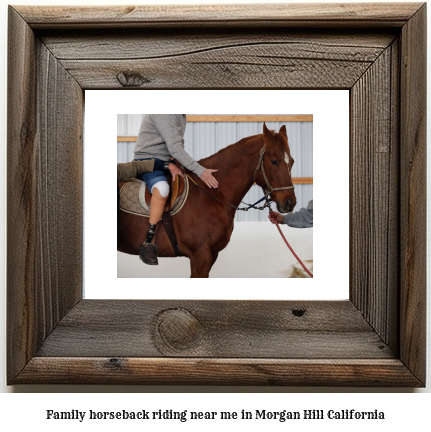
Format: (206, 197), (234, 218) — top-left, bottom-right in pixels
(119, 174), (188, 217)
(119, 172), (189, 257)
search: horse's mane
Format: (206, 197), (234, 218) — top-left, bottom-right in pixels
(198, 133), (264, 166)
(198, 130), (280, 166)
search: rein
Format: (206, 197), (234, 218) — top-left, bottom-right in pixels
(269, 210), (314, 278)
(185, 172), (271, 211)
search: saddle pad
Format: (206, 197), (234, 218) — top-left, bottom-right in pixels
(120, 176), (189, 218)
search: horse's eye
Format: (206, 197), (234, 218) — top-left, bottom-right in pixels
(271, 160), (278, 166)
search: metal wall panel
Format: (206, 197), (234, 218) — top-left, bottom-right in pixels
(117, 115), (313, 221)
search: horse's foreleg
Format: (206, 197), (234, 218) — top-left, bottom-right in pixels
(189, 250), (218, 278)
(210, 252), (219, 270)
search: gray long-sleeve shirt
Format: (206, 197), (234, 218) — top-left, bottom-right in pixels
(283, 200), (313, 228)
(133, 114), (205, 177)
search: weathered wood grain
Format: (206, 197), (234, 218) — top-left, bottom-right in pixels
(36, 300), (393, 359)
(7, 6), (84, 383)
(7, 3), (427, 386)
(387, 38), (401, 353)
(62, 58), (370, 89)
(44, 32), (395, 89)
(350, 46), (398, 347)
(15, 358), (422, 386)
(40, 31), (395, 60)
(399, 3), (427, 385)
(16, 3), (423, 29)
(7, 6), (38, 382)
(35, 40), (84, 336)
(59, 60), (370, 90)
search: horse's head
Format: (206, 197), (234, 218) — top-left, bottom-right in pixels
(257, 123), (297, 213)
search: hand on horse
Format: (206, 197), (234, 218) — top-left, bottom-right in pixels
(168, 163), (185, 182)
(269, 211), (283, 225)
(200, 169), (219, 188)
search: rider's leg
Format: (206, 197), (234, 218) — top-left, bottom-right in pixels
(140, 181), (169, 265)
(148, 181), (169, 226)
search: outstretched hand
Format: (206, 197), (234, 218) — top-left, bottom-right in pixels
(200, 169), (219, 188)
(268, 211), (283, 225)
(168, 163), (185, 182)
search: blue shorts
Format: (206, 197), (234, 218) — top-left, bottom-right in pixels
(135, 158), (168, 193)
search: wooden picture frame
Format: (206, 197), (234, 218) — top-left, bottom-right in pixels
(7, 4), (426, 386)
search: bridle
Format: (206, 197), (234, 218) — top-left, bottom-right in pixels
(253, 143), (295, 196)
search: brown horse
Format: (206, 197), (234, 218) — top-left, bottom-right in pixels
(118, 123), (297, 278)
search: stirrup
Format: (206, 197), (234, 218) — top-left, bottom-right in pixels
(139, 242), (158, 266)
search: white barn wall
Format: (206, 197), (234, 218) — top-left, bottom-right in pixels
(117, 114), (313, 221)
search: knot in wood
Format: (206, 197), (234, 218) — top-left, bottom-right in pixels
(116, 71), (150, 87)
(292, 308), (306, 317)
(155, 308), (203, 351)
(108, 358), (123, 369)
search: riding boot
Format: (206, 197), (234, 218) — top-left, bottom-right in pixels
(140, 223), (159, 265)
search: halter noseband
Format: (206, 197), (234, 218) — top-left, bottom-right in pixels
(253, 145), (295, 195)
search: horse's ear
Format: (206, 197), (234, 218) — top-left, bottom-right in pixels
(263, 122), (272, 141)
(279, 125), (287, 136)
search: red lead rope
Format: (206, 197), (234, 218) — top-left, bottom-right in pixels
(269, 211), (313, 278)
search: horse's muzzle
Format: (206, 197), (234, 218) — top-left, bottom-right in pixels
(276, 197), (296, 213)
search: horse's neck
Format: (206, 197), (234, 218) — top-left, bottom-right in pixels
(199, 135), (263, 207)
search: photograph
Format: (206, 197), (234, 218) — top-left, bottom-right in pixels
(117, 114), (313, 279)
(84, 89), (348, 301)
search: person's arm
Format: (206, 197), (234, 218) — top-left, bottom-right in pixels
(117, 160), (157, 182)
(269, 211), (284, 224)
(282, 200), (313, 228)
(152, 115), (205, 177)
(269, 200), (313, 228)
(165, 162), (185, 182)
(117, 159), (185, 183)
(154, 115), (218, 188)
